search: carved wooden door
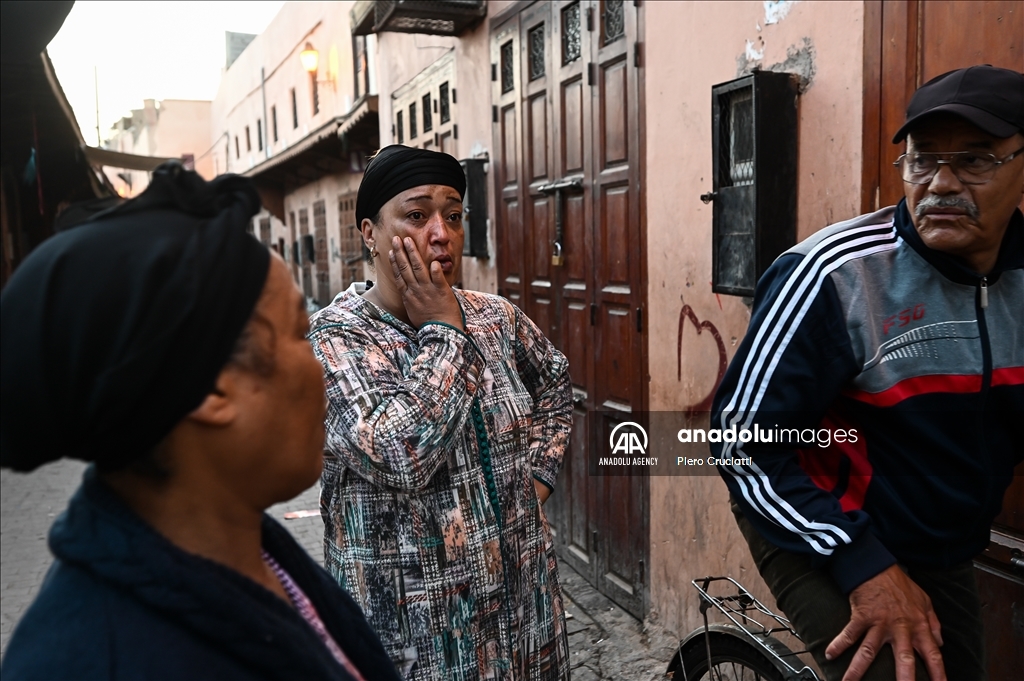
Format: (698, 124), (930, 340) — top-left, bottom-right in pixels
(492, 0), (647, 618)
(864, 3), (1024, 677)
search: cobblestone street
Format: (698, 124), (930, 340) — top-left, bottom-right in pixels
(2, 459), (677, 678)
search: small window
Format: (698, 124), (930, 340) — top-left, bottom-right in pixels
(396, 110), (404, 144)
(245, 126), (251, 152)
(562, 3), (581, 64)
(291, 88), (298, 129)
(440, 82), (450, 124)
(528, 23), (545, 81)
(271, 106), (278, 142)
(257, 119), (263, 151)
(235, 135), (240, 159)
(500, 40), (514, 93)
(409, 102), (418, 139)
(422, 93), (433, 133)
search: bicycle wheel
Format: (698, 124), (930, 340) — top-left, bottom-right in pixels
(669, 634), (785, 681)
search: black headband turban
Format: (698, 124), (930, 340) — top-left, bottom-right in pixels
(0, 163), (269, 473)
(355, 145), (466, 225)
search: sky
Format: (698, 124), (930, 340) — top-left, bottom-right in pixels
(48, 1), (286, 147)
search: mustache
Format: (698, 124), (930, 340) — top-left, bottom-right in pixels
(915, 195), (980, 220)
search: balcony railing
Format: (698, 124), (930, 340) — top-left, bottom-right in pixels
(351, 1), (486, 37)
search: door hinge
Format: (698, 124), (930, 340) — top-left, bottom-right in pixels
(491, 63), (497, 81)
(586, 6), (594, 31)
(636, 307), (643, 333)
(453, 124), (458, 139)
(492, 105), (498, 123)
(638, 559), (645, 585)
(590, 303), (597, 326)
(634, 41), (641, 68)
(452, 88), (457, 104)
(588, 62), (597, 86)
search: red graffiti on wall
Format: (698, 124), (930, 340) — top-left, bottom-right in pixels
(677, 305), (728, 413)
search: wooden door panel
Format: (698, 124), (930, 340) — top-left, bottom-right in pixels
(502, 198), (522, 307)
(596, 305), (635, 409)
(920, 1), (1022, 77)
(563, 300), (590, 397)
(565, 409), (592, 567)
(562, 79), (586, 174)
(528, 94), (549, 181)
(600, 57), (629, 167)
(501, 105), (519, 189)
(562, 194), (587, 281)
(529, 197), (552, 282)
(598, 184), (631, 287)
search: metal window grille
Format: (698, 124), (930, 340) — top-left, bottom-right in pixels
(422, 93), (433, 132)
(529, 23), (545, 80)
(409, 102), (418, 138)
(602, 0), (625, 45)
(727, 90), (754, 186)
(562, 2), (581, 63)
(500, 40), (514, 93)
(439, 81), (450, 123)
(397, 110), (404, 143)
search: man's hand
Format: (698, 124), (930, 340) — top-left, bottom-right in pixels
(388, 236), (463, 330)
(826, 565), (945, 681)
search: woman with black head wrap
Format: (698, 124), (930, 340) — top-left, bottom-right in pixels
(310, 146), (572, 680)
(0, 164), (401, 681)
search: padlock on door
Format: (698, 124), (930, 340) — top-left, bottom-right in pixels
(551, 242), (564, 267)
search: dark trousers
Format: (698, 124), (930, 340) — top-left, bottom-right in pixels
(731, 501), (986, 681)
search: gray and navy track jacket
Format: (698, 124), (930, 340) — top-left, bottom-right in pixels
(712, 200), (1024, 594)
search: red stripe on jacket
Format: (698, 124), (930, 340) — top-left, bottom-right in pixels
(844, 367), (1024, 407)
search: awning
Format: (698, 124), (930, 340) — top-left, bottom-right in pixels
(242, 114), (348, 181)
(82, 146), (177, 172)
(241, 95), (379, 213)
(338, 94), (378, 140)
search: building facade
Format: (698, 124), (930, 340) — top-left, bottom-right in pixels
(104, 98), (213, 197)
(210, 1), (379, 308)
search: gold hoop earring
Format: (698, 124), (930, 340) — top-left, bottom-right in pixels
(368, 243), (379, 258)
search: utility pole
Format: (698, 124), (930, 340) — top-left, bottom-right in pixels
(261, 67), (270, 159)
(94, 66), (101, 146)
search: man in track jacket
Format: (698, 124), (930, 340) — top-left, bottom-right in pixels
(711, 65), (1024, 681)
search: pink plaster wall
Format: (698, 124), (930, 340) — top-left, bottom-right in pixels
(642, 0), (865, 641)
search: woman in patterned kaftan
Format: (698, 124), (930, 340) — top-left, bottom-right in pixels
(310, 145), (572, 680)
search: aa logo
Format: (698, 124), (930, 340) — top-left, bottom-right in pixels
(609, 421), (648, 455)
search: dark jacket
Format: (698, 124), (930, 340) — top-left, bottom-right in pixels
(0, 467), (402, 681)
(711, 202), (1024, 594)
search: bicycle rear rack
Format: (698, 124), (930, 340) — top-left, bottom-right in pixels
(691, 576), (819, 680)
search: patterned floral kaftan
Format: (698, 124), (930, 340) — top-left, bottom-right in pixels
(310, 285), (572, 681)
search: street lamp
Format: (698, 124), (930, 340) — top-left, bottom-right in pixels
(299, 43), (319, 74)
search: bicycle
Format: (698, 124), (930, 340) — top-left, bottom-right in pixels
(666, 576), (820, 681)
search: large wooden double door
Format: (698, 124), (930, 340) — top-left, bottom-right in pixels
(491, 0), (647, 618)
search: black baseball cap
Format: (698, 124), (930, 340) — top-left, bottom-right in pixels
(892, 65), (1024, 143)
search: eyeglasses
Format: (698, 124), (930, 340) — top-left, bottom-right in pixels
(894, 145), (1024, 185)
